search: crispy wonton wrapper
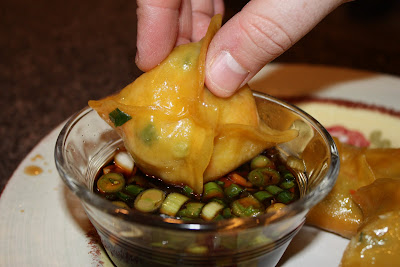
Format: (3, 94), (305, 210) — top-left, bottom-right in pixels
(89, 15), (297, 194)
(307, 138), (400, 238)
(340, 178), (400, 266)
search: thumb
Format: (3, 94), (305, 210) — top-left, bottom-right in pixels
(205, 0), (344, 97)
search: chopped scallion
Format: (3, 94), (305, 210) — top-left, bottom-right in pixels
(116, 191), (131, 202)
(109, 108), (132, 127)
(201, 201), (224, 221)
(247, 167), (280, 187)
(215, 180), (225, 187)
(265, 185), (283, 195)
(231, 195), (264, 217)
(125, 184), (144, 196)
(97, 172), (125, 193)
(250, 155), (274, 170)
(253, 191), (273, 202)
(280, 180), (295, 189)
(276, 191), (294, 204)
(182, 185), (194, 196)
(222, 207), (233, 218)
(224, 183), (243, 199)
(203, 182), (224, 201)
(160, 193), (189, 217)
(134, 189), (165, 213)
(177, 202), (204, 218)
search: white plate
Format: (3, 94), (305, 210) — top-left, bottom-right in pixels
(1, 64), (399, 267)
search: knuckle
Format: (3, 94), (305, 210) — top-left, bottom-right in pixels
(238, 11), (293, 58)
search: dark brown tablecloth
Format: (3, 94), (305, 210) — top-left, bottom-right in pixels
(1, 0), (399, 193)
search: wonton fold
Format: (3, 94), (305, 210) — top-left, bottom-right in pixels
(89, 15), (297, 194)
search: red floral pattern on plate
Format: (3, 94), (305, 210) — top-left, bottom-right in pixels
(327, 125), (370, 147)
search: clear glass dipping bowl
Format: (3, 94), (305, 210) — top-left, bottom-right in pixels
(55, 92), (339, 267)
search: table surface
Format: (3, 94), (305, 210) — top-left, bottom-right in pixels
(1, 0), (399, 193)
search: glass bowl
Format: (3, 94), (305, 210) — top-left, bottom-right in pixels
(55, 92), (339, 267)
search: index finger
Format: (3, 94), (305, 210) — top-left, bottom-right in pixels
(135, 0), (182, 71)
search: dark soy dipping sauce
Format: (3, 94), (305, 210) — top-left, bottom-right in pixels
(94, 147), (301, 221)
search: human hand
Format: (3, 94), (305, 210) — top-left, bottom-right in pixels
(135, 0), (224, 71)
(135, 0), (347, 97)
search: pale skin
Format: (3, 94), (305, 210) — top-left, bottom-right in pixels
(135, 0), (347, 97)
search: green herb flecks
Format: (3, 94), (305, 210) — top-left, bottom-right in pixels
(139, 123), (158, 145)
(109, 108), (132, 127)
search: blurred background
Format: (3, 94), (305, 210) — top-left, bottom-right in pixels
(1, 0), (399, 193)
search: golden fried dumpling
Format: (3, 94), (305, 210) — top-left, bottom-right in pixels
(89, 15), (297, 194)
(307, 137), (400, 238)
(365, 148), (400, 178)
(306, 139), (376, 238)
(340, 179), (400, 266)
(341, 210), (400, 267)
(351, 178), (400, 222)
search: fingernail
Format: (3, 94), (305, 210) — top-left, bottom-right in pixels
(207, 51), (248, 96)
(135, 49), (141, 66)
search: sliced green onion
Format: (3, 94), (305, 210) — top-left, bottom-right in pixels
(160, 193), (189, 217)
(276, 191), (294, 204)
(253, 191), (273, 202)
(116, 191), (132, 202)
(177, 202), (205, 218)
(222, 207), (233, 218)
(125, 184), (144, 196)
(97, 172), (125, 193)
(209, 198), (227, 207)
(224, 184), (243, 199)
(265, 185), (283, 195)
(250, 155), (274, 170)
(231, 195), (264, 217)
(134, 189), (165, 213)
(280, 180), (295, 189)
(282, 171), (295, 181)
(215, 180), (225, 187)
(247, 167), (280, 187)
(182, 185), (194, 196)
(201, 201), (224, 221)
(202, 182), (224, 201)
(109, 108), (132, 127)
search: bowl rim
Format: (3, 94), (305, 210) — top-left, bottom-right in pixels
(54, 91), (339, 232)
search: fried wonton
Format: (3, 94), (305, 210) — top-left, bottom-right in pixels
(340, 179), (400, 266)
(365, 148), (400, 178)
(89, 15), (297, 194)
(341, 210), (400, 267)
(307, 138), (400, 238)
(306, 139), (376, 238)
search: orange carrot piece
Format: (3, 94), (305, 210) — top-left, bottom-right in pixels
(228, 172), (253, 187)
(219, 177), (233, 188)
